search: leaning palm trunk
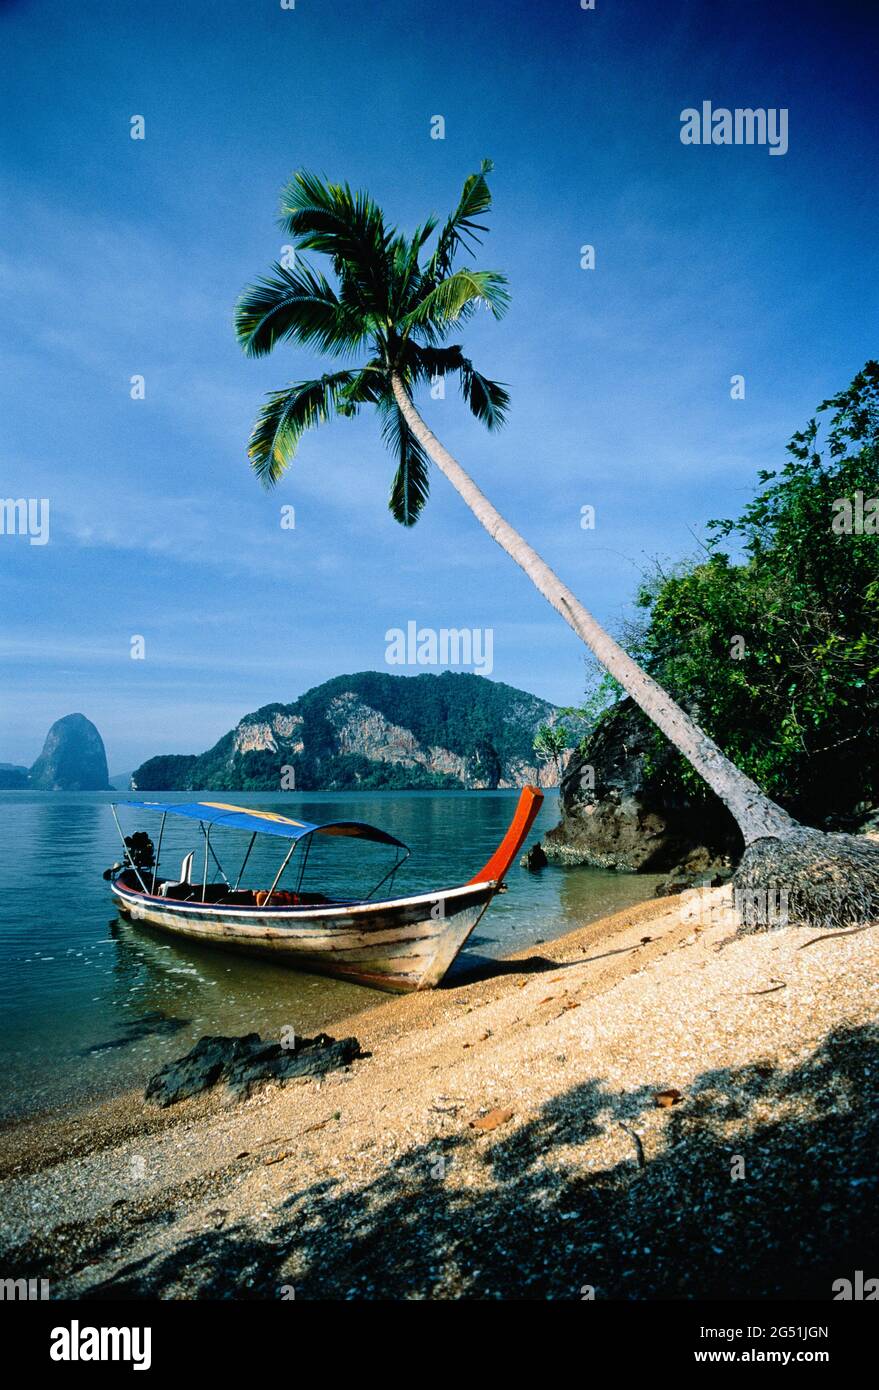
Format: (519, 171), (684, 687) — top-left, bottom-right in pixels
(236, 164), (879, 934)
(391, 374), (879, 931)
(392, 374), (786, 842)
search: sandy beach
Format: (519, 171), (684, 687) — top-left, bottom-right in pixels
(1, 886), (877, 1300)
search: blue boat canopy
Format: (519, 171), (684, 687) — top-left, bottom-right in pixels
(116, 800), (408, 850)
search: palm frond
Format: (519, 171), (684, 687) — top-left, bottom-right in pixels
(279, 170), (387, 254)
(234, 259), (365, 358)
(278, 171), (391, 314)
(399, 268), (510, 337)
(403, 343), (509, 429)
(389, 226), (435, 320)
(458, 360), (510, 430)
(381, 402), (431, 525)
(431, 159), (495, 278)
(336, 361), (385, 415)
(402, 342), (466, 386)
(238, 162), (512, 514)
(247, 371), (361, 486)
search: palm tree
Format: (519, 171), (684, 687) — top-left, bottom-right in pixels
(234, 161), (879, 930)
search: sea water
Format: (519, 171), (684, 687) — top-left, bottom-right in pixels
(0, 789), (662, 1121)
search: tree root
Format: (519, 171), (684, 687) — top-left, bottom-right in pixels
(733, 828), (879, 933)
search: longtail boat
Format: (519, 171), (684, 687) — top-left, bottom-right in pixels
(105, 788), (543, 992)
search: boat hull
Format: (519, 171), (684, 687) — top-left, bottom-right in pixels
(111, 879), (496, 992)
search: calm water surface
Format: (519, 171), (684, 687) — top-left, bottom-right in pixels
(0, 790), (662, 1121)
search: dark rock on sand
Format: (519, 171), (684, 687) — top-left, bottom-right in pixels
(541, 699), (742, 874)
(145, 1032), (363, 1107)
(655, 868), (731, 897)
(654, 847), (734, 897)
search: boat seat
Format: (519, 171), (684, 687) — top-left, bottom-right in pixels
(159, 883), (200, 901)
(157, 851), (196, 898)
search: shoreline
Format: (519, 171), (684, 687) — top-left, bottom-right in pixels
(2, 888), (877, 1299)
(0, 895), (672, 1177)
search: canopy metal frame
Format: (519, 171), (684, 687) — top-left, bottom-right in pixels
(110, 803), (411, 905)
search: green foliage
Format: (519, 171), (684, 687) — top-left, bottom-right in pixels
(130, 671), (558, 792)
(533, 722), (567, 782)
(132, 754), (197, 790)
(633, 362), (879, 820)
(534, 722), (567, 755)
(556, 664), (623, 752)
(235, 161), (509, 522)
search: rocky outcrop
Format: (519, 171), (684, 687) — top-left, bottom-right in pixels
(131, 671), (578, 792)
(324, 692), (559, 789)
(542, 699), (742, 876)
(233, 712), (304, 757)
(520, 842), (548, 871)
(28, 713), (110, 792)
(327, 693), (427, 765)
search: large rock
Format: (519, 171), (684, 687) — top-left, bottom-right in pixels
(130, 671), (584, 792)
(29, 713), (110, 791)
(520, 841), (548, 871)
(145, 1031), (363, 1106)
(542, 699), (742, 873)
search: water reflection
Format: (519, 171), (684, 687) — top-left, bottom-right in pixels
(106, 911), (377, 1040)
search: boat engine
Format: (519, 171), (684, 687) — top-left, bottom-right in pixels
(104, 832), (155, 880)
(125, 832), (155, 868)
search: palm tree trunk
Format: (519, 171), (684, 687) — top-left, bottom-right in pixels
(391, 373), (796, 845)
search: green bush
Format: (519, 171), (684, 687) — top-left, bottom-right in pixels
(632, 362), (879, 821)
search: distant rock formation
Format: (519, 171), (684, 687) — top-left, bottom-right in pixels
(0, 763), (28, 790)
(28, 713), (111, 791)
(131, 671), (581, 792)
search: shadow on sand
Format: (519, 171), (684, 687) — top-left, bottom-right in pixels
(74, 1022), (879, 1300)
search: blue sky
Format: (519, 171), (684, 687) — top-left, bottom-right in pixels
(1, 0), (876, 772)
